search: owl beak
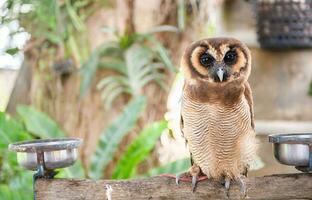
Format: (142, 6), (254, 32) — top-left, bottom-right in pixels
(216, 68), (224, 82)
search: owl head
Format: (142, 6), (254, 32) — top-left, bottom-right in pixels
(181, 37), (251, 84)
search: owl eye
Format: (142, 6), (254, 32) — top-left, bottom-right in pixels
(224, 50), (237, 65)
(200, 53), (214, 67)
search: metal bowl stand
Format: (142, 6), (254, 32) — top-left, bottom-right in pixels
(33, 151), (57, 200)
(9, 138), (82, 200)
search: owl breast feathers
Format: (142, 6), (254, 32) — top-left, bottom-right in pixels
(180, 37), (257, 180)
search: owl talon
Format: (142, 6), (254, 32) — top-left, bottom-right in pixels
(175, 174), (180, 185)
(237, 176), (247, 199)
(223, 178), (231, 198)
(175, 173), (199, 192)
(191, 175), (198, 192)
(175, 165), (207, 192)
(224, 178), (230, 190)
(175, 171), (193, 185)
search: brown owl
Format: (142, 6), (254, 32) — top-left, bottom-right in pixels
(177, 37), (257, 196)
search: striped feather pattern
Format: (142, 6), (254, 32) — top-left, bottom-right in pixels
(181, 90), (256, 180)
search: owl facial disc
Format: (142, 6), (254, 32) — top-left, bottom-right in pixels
(181, 37), (251, 84)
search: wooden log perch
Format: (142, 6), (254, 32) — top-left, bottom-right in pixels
(35, 173), (312, 200)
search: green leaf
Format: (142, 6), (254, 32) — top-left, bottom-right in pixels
(88, 96), (147, 180)
(140, 73), (164, 88)
(79, 42), (121, 96)
(0, 170), (33, 200)
(65, 0), (85, 31)
(0, 112), (32, 149)
(79, 50), (100, 97)
(144, 158), (190, 177)
(16, 105), (65, 138)
(177, 0), (185, 31)
(112, 120), (168, 179)
(40, 31), (63, 44)
(147, 37), (177, 73)
(99, 58), (126, 75)
(124, 44), (155, 95)
(98, 76), (129, 108)
(0, 113), (34, 200)
(103, 87), (125, 109)
(5, 47), (19, 55)
(125, 45), (153, 73)
(0, 185), (13, 200)
(119, 34), (137, 49)
(97, 76), (128, 90)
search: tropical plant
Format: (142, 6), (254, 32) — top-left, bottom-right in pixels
(98, 44), (168, 108)
(80, 22), (183, 180)
(112, 120), (168, 179)
(1, 2), (192, 199)
(80, 29), (178, 108)
(0, 106), (84, 200)
(89, 96), (147, 179)
(2, 0), (92, 64)
(0, 112), (33, 200)
(17, 106), (65, 138)
(87, 97), (189, 180)
(0, 103), (189, 196)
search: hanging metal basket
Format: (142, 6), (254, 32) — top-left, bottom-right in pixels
(253, 0), (312, 49)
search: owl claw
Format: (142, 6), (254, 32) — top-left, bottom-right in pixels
(237, 176), (247, 199)
(175, 172), (199, 192)
(175, 172), (191, 185)
(223, 178), (231, 198)
(191, 175), (198, 192)
(222, 176), (247, 199)
(174, 164), (208, 192)
(175, 174), (180, 185)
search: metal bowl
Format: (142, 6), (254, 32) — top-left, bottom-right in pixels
(9, 138), (82, 171)
(269, 133), (312, 168)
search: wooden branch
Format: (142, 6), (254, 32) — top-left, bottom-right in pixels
(35, 173), (312, 200)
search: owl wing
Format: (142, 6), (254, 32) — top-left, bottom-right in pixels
(244, 82), (255, 129)
(180, 84), (194, 165)
(180, 113), (194, 165)
(180, 82), (186, 139)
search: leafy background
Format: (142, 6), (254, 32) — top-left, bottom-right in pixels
(0, 104), (190, 199)
(0, 1), (195, 199)
(2, 0), (311, 199)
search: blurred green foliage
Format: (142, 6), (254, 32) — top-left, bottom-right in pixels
(88, 95), (190, 180)
(17, 105), (65, 138)
(0, 103), (189, 199)
(89, 96), (147, 179)
(1, 1), (191, 199)
(2, 0), (91, 63)
(78, 8), (185, 182)
(178, 0), (186, 31)
(0, 106), (86, 199)
(112, 120), (168, 179)
(80, 31), (177, 108)
(0, 112), (33, 200)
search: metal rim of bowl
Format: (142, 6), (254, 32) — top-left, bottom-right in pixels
(269, 133), (312, 144)
(8, 138), (82, 153)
